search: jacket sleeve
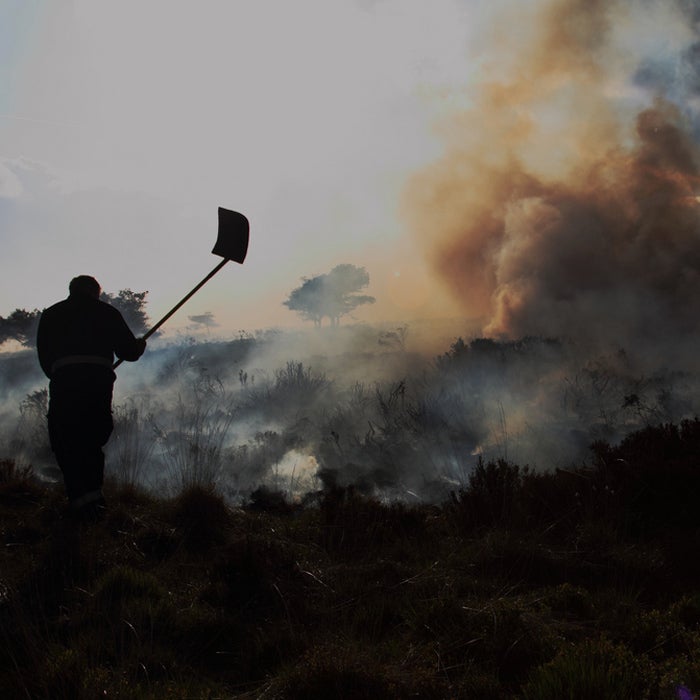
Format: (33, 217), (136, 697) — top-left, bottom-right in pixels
(110, 308), (147, 362)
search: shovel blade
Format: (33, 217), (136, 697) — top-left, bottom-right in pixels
(212, 207), (249, 263)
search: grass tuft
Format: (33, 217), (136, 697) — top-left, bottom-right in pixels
(168, 483), (231, 551)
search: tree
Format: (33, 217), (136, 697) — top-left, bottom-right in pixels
(283, 264), (375, 326)
(100, 289), (150, 337)
(188, 312), (219, 335)
(283, 276), (327, 327)
(0, 308), (41, 348)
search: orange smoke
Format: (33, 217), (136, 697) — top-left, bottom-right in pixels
(402, 0), (700, 351)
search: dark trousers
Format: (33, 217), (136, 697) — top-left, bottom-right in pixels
(47, 367), (114, 504)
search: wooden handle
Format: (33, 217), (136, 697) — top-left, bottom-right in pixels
(113, 258), (229, 370)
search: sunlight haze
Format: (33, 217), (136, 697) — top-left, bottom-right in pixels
(0, 0), (472, 333)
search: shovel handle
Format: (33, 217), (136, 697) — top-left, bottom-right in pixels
(113, 258), (229, 370)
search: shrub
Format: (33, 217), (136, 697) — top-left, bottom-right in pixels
(153, 375), (235, 491)
(11, 389), (52, 466)
(201, 533), (302, 620)
(545, 583), (595, 619)
(244, 361), (331, 420)
(275, 652), (393, 700)
(41, 645), (87, 700)
(522, 637), (651, 699)
(657, 659), (700, 700)
(88, 566), (176, 669)
(168, 484), (231, 551)
(448, 458), (525, 532)
(93, 566), (168, 613)
(671, 594), (700, 630)
(622, 608), (696, 661)
(270, 642), (443, 700)
(109, 399), (156, 488)
(0, 459), (39, 502)
(590, 419), (700, 536)
(319, 486), (425, 557)
(247, 485), (296, 515)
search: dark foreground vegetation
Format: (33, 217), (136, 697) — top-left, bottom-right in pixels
(1, 420), (700, 699)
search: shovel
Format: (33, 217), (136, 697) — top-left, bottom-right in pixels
(113, 207), (249, 369)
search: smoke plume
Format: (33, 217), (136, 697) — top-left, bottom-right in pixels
(403, 0), (700, 361)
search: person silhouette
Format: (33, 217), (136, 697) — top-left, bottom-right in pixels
(37, 276), (146, 521)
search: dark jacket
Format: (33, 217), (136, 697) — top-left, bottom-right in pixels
(37, 294), (145, 379)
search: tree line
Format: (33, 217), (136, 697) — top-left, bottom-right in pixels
(0, 263), (375, 348)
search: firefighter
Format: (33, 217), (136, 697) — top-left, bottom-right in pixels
(37, 276), (146, 521)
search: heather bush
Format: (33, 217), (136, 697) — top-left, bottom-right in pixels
(589, 419), (700, 536)
(522, 638), (652, 699)
(167, 483), (232, 551)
